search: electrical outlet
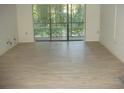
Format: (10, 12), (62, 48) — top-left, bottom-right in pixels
(25, 32), (28, 35)
(6, 41), (9, 45)
(6, 41), (12, 46)
(97, 30), (100, 34)
(10, 42), (12, 45)
(13, 38), (16, 41)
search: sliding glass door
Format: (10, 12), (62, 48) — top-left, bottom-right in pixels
(69, 4), (85, 40)
(33, 4), (85, 41)
(33, 5), (50, 40)
(51, 4), (67, 40)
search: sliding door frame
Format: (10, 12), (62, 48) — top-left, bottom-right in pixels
(32, 4), (86, 42)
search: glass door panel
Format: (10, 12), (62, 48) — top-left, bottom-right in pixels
(33, 5), (50, 41)
(50, 4), (67, 40)
(69, 4), (85, 40)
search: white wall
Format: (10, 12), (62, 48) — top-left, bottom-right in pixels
(0, 5), (18, 56)
(86, 4), (100, 41)
(16, 5), (34, 42)
(100, 4), (124, 62)
(16, 4), (100, 42)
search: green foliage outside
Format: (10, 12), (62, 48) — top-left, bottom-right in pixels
(32, 4), (85, 38)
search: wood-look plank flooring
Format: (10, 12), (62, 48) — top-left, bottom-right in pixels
(0, 41), (124, 88)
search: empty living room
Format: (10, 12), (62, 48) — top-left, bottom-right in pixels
(0, 0), (124, 92)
